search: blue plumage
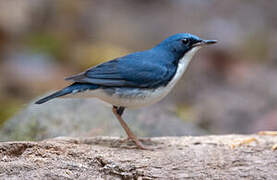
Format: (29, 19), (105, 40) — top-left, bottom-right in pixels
(35, 83), (98, 104)
(35, 33), (217, 149)
(65, 33), (200, 88)
(36, 33), (216, 105)
(66, 50), (177, 88)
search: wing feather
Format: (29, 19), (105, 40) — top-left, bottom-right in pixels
(65, 52), (176, 88)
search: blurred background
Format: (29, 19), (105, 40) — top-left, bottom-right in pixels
(0, 0), (277, 141)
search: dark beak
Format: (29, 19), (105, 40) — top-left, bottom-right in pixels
(193, 39), (217, 47)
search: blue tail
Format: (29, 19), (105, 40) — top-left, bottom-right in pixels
(35, 83), (99, 104)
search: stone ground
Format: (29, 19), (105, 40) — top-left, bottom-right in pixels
(0, 135), (276, 179)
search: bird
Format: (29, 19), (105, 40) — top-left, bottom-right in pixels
(35, 33), (217, 150)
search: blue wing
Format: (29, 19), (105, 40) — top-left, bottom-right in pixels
(65, 51), (177, 88)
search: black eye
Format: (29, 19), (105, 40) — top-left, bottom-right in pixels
(181, 38), (189, 45)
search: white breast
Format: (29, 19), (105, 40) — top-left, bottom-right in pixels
(67, 47), (201, 108)
(163, 47), (201, 92)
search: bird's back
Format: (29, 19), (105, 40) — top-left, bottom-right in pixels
(66, 48), (178, 89)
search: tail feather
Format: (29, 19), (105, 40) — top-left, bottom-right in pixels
(35, 89), (72, 104)
(35, 83), (98, 104)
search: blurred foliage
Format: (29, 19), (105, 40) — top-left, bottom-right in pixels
(175, 105), (196, 122)
(0, 99), (22, 127)
(72, 43), (130, 69)
(242, 32), (269, 62)
(24, 32), (66, 61)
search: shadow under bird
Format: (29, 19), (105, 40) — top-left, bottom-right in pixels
(35, 33), (217, 150)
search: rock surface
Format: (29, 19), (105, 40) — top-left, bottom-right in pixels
(0, 135), (276, 179)
(0, 98), (206, 141)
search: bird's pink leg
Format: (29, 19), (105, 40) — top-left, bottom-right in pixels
(112, 106), (151, 150)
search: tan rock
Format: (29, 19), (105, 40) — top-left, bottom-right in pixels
(0, 135), (276, 179)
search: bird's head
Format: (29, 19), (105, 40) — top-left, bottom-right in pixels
(155, 33), (217, 58)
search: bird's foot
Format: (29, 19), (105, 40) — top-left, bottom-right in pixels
(117, 137), (161, 150)
(132, 138), (154, 150)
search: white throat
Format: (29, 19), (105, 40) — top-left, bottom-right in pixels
(167, 46), (201, 88)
